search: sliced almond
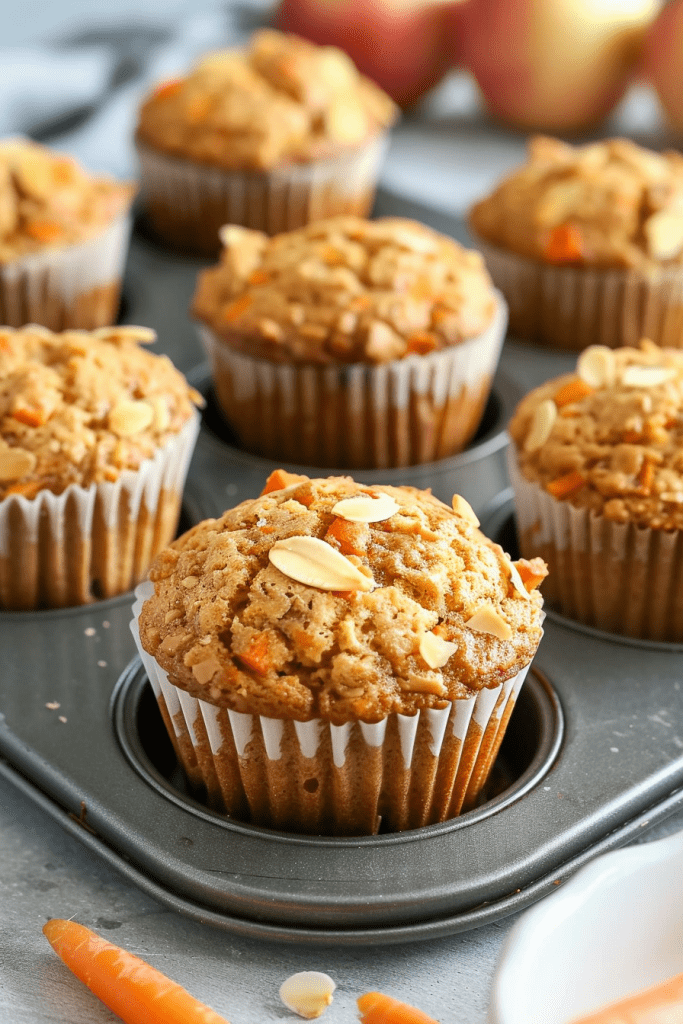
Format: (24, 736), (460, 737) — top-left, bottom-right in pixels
(451, 494), (480, 527)
(269, 536), (374, 592)
(577, 346), (616, 389)
(192, 656), (221, 686)
(524, 399), (557, 454)
(644, 210), (683, 261)
(465, 604), (513, 641)
(109, 399), (155, 437)
(218, 224), (266, 249)
(419, 630), (458, 669)
(331, 493), (399, 523)
(621, 365), (676, 388)
(279, 972), (336, 1020)
(0, 447), (36, 481)
(507, 561), (531, 600)
(93, 325), (157, 344)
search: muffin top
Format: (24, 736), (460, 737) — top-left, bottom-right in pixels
(192, 216), (499, 364)
(0, 324), (202, 499)
(509, 340), (683, 530)
(469, 136), (683, 270)
(138, 472), (545, 724)
(0, 138), (135, 264)
(136, 29), (397, 171)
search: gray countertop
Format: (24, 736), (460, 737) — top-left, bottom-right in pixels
(3, 7), (683, 1020)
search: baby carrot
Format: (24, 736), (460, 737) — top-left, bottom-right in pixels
(357, 991), (440, 1024)
(43, 919), (230, 1024)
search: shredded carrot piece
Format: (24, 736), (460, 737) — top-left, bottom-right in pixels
(52, 159), (76, 186)
(571, 970), (683, 1023)
(153, 78), (183, 100)
(12, 406), (44, 427)
(325, 516), (367, 556)
(221, 293), (253, 323)
(320, 244), (346, 266)
(544, 223), (583, 264)
(406, 332), (438, 355)
(637, 456), (655, 494)
(5, 480), (41, 498)
(260, 468), (308, 495)
(26, 220), (63, 243)
(515, 557), (549, 592)
(357, 991), (440, 1024)
(236, 633), (272, 676)
(553, 377), (593, 408)
(247, 269), (270, 286)
(546, 470), (586, 499)
(43, 919), (230, 1024)
(622, 429), (643, 444)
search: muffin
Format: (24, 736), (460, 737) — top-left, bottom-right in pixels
(508, 340), (683, 641)
(192, 215), (507, 468)
(131, 472), (546, 836)
(135, 29), (397, 255)
(469, 136), (683, 350)
(0, 138), (135, 330)
(0, 324), (201, 609)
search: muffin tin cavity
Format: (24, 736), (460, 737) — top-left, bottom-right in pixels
(182, 369), (520, 523)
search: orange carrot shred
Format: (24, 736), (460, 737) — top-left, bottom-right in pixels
(26, 220), (63, 243)
(12, 406), (44, 427)
(637, 456), (655, 494)
(544, 223), (583, 264)
(260, 468), (308, 495)
(153, 78), (183, 101)
(5, 480), (41, 497)
(406, 332), (438, 355)
(42, 919), (230, 1024)
(357, 991), (440, 1024)
(622, 429), (643, 444)
(221, 293), (253, 323)
(325, 516), (367, 556)
(546, 469), (586, 499)
(515, 557), (549, 592)
(247, 269), (270, 286)
(236, 633), (272, 675)
(553, 377), (593, 408)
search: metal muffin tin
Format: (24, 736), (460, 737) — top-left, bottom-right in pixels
(2, 223), (683, 945)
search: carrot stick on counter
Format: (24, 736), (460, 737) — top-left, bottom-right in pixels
(357, 991), (440, 1024)
(43, 919), (230, 1024)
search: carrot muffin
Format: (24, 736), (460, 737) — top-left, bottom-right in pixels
(0, 138), (135, 330)
(131, 471), (545, 835)
(0, 324), (201, 609)
(508, 340), (683, 640)
(192, 215), (507, 468)
(469, 136), (683, 350)
(136, 29), (397, 254)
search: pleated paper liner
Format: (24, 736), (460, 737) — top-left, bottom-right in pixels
(197, 295), (507, 469)
(508, 447), (683, 641)
(474, 235), (683, 351)
(132, 580), (532, 836)
(0, 214), (132, 331)
(135, 134), (389, 256)
(0, 412), (200, 610)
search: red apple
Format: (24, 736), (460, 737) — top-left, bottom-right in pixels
(643, 0), (683, 132)
(453, 0), (661, 134)
(274, 0), (456, 108)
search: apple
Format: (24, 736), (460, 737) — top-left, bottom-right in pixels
(452, 0), (661, 134)
(274, 0), (456, 108)
(643, 0), (683, 132)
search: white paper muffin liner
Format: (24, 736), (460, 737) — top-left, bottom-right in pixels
(475, 235), (683, 351)
(198, 294), (507, 469)
(0, 412), (199, 610)
(0, 213), (132, 331)
(131, 578), (532, 835)
(508, 444), (683, 641)
(135, 134), (389, 255)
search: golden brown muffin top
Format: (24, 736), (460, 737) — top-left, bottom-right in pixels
(0, 324), (202, 499)
(469, 136), (683, 270)
(192, 216), (499, 364)
(136, 29), (397, 171)
(138, 473), (545, 723)
(509, 340), (683, 529)
(0, 138), (135, 264)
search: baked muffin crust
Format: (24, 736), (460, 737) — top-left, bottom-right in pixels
(0, 325), (202, 499)
(192, 216), (498, 363)
(470, 136), (683, 270)
(138, 475), (545, 724)
(509, 340), (683, 529)
(137, 30), (397, 171)
(0, 138), (134, 263)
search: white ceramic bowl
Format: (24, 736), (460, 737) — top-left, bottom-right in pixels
(489, 827), (683, 1024)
